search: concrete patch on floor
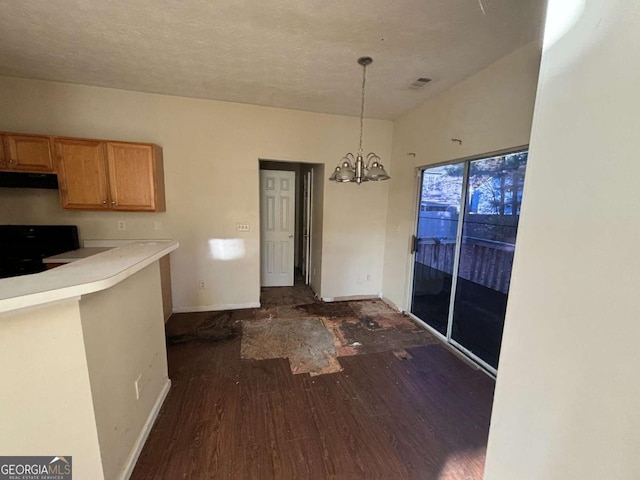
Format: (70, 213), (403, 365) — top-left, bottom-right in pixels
(166, 311), (242, 345)
(293, 302), (356, 318)
(260, 284), (318, 308)
(322, 304), (440, 357)
(166, 294), (439, 377)
(348, 299), (397, 317)
(254, 306), (279, 320)
(320, 317), (356, 357)
(393, 349), (413, 361)
(241, 317), (343, 376)
(230, 308), (257, 321)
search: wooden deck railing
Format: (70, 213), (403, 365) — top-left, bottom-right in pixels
(415, 237), (514, 294)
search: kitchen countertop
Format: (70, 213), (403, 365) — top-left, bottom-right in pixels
(43, 247), (113, 263)
(0, 240), (178, 315)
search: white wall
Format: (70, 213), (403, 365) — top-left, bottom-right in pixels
(0, 77), (392, 310)
(382, 42), (541, 309)
(484, 1), (640, 479)
(0, 300), (104, 479)
(80, 262), (168, 480)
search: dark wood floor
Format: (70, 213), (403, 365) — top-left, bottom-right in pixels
(132, 292), (495, 479)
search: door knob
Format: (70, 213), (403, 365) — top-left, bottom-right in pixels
(289, 234), (294, 238)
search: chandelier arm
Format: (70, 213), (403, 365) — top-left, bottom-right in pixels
(343, 153), (356, 167)
(365, 152), (381, 168)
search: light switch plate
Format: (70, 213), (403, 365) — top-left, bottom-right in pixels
(236, 223), (250, 232)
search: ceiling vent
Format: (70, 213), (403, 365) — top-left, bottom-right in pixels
(409, 77), (432, 89)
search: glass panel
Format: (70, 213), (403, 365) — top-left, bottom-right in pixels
(451, 151), (528, 368)
(411, 164), (464, 335)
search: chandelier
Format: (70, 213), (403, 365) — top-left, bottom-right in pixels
(329, 57), (390, 184)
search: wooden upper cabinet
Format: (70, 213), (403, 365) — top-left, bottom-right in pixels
(3, 131), (166, 212)
(106, 142), (165, 211)
(4, 134), (54, 172)
(55, 139), (110, 210)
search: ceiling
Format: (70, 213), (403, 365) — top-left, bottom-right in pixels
(0, 0), (545, 120)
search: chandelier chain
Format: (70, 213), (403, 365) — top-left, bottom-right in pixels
(358, 62), (366, 155)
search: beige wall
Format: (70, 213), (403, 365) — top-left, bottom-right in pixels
(382, 42), (541, 309)
(80, 262), (168, 480)
(485, 2), (640, 479)
(0, 300), (104, 479)
(0, 77), (392, 310)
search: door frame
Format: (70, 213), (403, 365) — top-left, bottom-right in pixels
(302, 169), (313, 285)
(406, 145), (529, 377)
(258, 160), (318, 288)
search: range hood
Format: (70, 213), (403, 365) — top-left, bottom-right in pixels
(0, 172), (59, 189)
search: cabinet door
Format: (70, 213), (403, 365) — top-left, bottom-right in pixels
(5, 135), (54, 172)
(55, 139), (110, 209)
(0, 136), (7, 169)
(106, 142), (160, 211)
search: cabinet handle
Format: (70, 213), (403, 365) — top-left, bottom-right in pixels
(102, 200), (107, 205)
(111, 201), (116, 206)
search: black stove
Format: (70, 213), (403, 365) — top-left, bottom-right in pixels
(0, 225), (79, 279)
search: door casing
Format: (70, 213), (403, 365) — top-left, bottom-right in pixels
(301, 170), (313, 285)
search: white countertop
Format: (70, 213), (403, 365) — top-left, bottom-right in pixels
(43, 247), (113, 263)
(0, 240), (178, 315)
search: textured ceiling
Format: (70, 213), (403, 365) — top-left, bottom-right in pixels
(0, 0), (545, 120)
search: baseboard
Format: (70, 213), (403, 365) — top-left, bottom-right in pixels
(121, 379), (171, 480)
(380, 296), (404, 313)
(173, 302), (260, 313)
(321, 294), (381, 302)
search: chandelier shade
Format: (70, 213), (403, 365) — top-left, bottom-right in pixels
(329, 57), (390, 185)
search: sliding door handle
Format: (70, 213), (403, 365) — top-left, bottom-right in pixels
(410, 235), (417, 254)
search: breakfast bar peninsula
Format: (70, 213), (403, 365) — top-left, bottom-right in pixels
(0, 240), (178, 480)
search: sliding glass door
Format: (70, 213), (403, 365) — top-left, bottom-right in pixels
(410, 163), (464, 335)
(410, 150), (527, 372)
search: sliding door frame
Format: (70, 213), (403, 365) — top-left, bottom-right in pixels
(445, 160), (469, 340)
(406, 145), (529, 377)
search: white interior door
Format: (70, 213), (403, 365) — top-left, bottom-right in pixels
(301, 170), (313, 285)
(260, 169), (296, 287)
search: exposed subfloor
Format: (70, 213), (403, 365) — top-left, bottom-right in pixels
(131, 281), (495, 479)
